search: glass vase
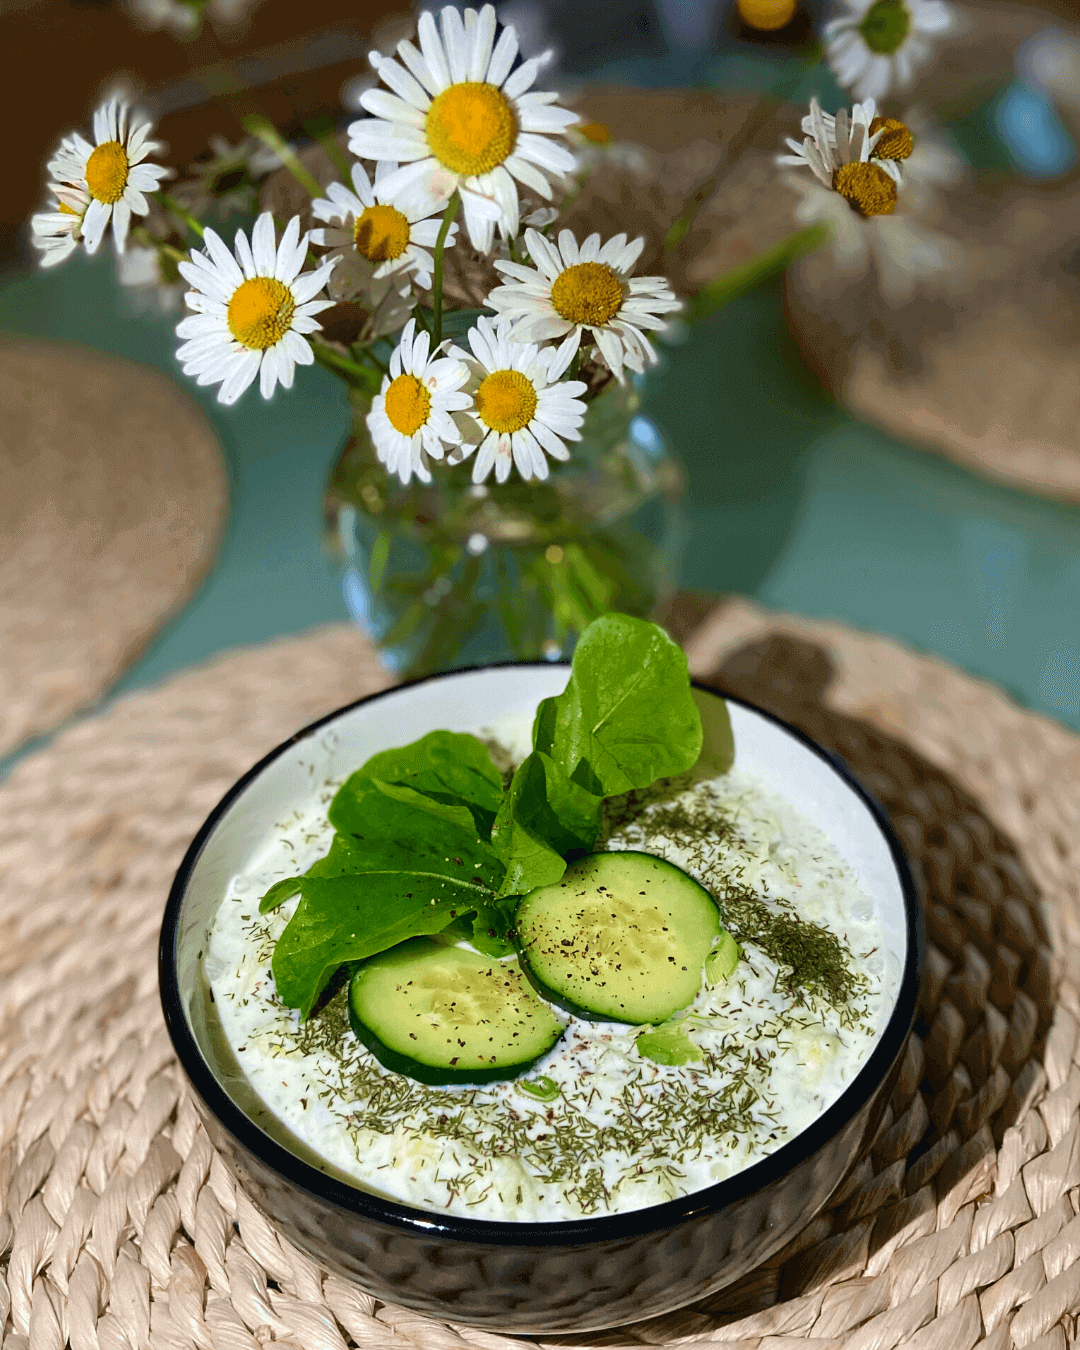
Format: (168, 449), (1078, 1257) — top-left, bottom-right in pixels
(324, 376), (687, 677)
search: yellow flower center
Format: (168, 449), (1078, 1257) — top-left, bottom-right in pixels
(737, 0), (797, 30)
(550, 261), (625, 327)
(578, 121), (612, 144)
(426, 82), (517, 177)
(475, 369), (537, 434)
(384, 373), (432, 436)
(869, 116), (915, 161)
(833, 162), (897, 217)
(354, 204), (412, 262)
(85, 141), (129, 204)
(227, 277), (296, 351)
(58, 202), (81, 216)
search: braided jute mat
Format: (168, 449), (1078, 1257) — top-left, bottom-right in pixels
(3, 601), (1080, 1350)
(0, 336), (228, 758)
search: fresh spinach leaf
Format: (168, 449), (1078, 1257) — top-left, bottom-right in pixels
(273, 879), (484, 1018)
(547, 614), (703, 796)
(532, 696), (559, 757)
(467, 899), (519, 957)
(491, 751), (602, 899)
(271, 787), (506, 1016)
(689, 688), (735, 783)
(635, 1021), (703, 1066)
(330, 731), (504, 841)
(259, 876), (302, 914)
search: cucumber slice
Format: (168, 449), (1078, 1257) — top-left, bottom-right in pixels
(515, 851), (720, 1024)
(347, 939), (565, 1086)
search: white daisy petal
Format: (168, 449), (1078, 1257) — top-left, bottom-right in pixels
(363, 88), (427, 130)
(503, 153), (552, 199)
(417, 9), (453, 92)
(219, 351), (261, 405)
(371, 53), (430, 110)
(516, 131), (577, 176)
(502, 54), (547, 100)
(439, 5), (470, 82)
(348, 118), (429, 164)
(396, 38), (445, 97)
(468, 5), (497, 80)
(486, 24), (519, 86)
(81, 199), (110, 254)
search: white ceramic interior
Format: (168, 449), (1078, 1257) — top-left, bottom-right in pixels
(175, 665), (907, 1137)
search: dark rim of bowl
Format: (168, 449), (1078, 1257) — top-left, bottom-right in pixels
(160, 662), (923, 1246)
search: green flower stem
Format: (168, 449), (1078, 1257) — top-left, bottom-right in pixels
(154, 192), (205, 240)
(243, 114), (324, 199)
(685, 223), (829, 321)
(311, 341), (381, 392)
(358, 345), (390, 377)
(431, 192), (461, 349)
(302, 117), (353, 180)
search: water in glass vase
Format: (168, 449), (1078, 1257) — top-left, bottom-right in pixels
(325, 375), (686, 677)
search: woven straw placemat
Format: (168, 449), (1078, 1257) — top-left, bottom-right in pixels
(0, 336), (228, 758)
(3, 603), (1080, 1350)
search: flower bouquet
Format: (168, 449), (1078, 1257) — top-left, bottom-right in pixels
(32, 0), (965, 674)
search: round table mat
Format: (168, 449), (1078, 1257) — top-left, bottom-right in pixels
(0, 336), (229, 758)
(4, 605), (1080, 1350)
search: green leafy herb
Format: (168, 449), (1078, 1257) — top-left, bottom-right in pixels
(545, 614), (703, 796)
(331, 730), (504, 841)
(260, 876), (302, 914)
(491, 751), (601, 899)
(705, 930), (740, 986)
(270, 786), (506, 1017)
(263, 614), (729, 1020)
(635, 1021), (703, 1066)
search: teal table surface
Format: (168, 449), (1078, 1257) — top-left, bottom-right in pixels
(4, 242), (1080, 763)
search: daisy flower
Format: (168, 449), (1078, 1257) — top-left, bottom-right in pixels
(777, 98), (902, 218)
(824, 0), (957, 102)
(367, 319), (471, 486)
(486, 228), (681, 384)
(310, 160), (459, 295)
(777, 102), (963, 301)
(569, 121), (650, 178)
(175, 213), (336, 405)
(448, 315), (588, 484)
(347, 3), (580, 252)
(30, 185), (89, 268)
(46, 98), (171, 255)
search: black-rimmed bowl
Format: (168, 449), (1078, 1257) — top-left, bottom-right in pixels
(160, 664), (921, 1332)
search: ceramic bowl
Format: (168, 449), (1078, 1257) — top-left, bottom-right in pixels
(159, 664), (921, 1333)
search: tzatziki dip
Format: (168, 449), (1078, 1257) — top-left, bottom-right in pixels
(205, 706), (899, 1223)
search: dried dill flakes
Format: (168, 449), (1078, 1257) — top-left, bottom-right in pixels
(611, 781), (869, 1026)
(719, 887), (869, 1022)
(270, 984), (784, 1217)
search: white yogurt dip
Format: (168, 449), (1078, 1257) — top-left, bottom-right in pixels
(205, 709), (899, 1221)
